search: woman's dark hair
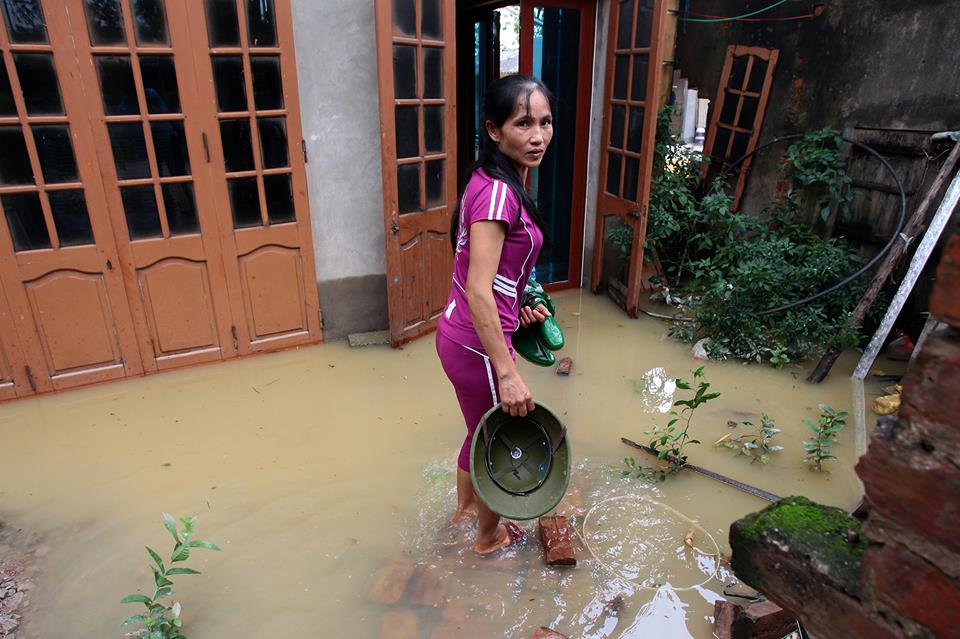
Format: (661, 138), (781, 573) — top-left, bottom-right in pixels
(449, 74), (555, 249)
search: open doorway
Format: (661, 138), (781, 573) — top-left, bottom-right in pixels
(456, 0), (595, 289)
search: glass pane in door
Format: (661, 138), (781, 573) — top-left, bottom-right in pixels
(530, 6), (580, 284)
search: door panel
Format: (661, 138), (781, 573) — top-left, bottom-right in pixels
(375, 0), (458, 347)
(25, 271), (123, 375)
(186, 0), (322, 354)
(590, 0), (667, 316)
(0, 0), (143, 393)
(237, 245), (308, 342)
(65, 0), (239, 371)
(137, 258), (221, 364)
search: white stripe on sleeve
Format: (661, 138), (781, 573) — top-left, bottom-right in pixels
(487, 181), (500, 220)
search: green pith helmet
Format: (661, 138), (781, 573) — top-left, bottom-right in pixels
(470, 401), (571, 521)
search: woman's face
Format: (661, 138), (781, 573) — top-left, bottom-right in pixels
(486, 90), (554, 175)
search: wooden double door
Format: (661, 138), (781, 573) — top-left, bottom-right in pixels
(0, 0), (320, 399)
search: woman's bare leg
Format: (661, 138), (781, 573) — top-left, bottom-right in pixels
(452, 468), (478, 525)
(474, 500), (511, 554)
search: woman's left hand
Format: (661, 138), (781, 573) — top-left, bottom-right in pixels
(519, 303), (551, 327)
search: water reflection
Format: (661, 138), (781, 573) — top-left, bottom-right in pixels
(633, 366), (677, 413)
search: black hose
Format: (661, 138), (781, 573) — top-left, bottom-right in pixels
(702, 133), (907, 315)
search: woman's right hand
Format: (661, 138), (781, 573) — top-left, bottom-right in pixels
(498, 371), (535, 417)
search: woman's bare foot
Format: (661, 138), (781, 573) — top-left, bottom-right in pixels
(474, 522), (524, 555)
(452, 501), (478, 526)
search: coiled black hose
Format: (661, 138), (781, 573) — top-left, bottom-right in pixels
(702, 133), (907, 316)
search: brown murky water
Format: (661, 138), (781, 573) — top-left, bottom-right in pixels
(0, 291), (898, 638)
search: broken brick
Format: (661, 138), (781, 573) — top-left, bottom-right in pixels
(897, 330), (960, 455)
(368, 559), (416, 604)
(538, 516), (576, 566)
(555, 357), (573, 376)
(863, 542), (960, 639)
(407, 564), (449, 607)
(382, 610), (418, 639)
(929, 233), (960, 328)
(856, 426), (960, 557)
(532, 628), (569, 639)
(713, 600), (743, 639)
(731, 600), (796, 639)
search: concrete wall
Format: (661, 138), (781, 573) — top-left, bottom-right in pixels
(675, 0), (960, 216)
(290, 0), (388, 339)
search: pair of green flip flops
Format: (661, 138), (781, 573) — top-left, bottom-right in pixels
(512, 275), (565, 366)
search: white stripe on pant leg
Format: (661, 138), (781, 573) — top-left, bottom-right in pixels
(460, 343), (499, 405)
(482, 356), (498, 404)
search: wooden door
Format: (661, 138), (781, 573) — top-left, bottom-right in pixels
(0, 1), (144, 392)
(519, 0), (595, 289)
(375, 0), (458, 347)
(186, 0), (322, 353)
(701, 45), (779, 210)
(66, 0), (242, 371)
(590, 0), (667, 316)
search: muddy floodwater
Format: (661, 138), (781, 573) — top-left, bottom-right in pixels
(0, 291), (897, 638)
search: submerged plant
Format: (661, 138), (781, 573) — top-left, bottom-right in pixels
(624, 367), (719, 481)
(802, 404), (848, 472)
(714, 413), (783, 464)
(121, 513), (221, 639)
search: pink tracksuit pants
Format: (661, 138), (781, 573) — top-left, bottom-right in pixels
(436, 331), (514, 472)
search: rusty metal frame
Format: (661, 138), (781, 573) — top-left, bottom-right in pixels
(590, 0), (668, 316)
(701, 45), (779, 210)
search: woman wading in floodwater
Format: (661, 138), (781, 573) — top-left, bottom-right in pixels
(436, 75), (556, 555)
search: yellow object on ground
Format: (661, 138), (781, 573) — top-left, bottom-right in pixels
(871, 385), (903, 415)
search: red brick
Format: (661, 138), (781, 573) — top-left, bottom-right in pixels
(856, 432), (960, 556)
(713, 600), (743, 639)
(863, 542), (960, 639)
(382, 610), (418, 639)
(538, 516), (576, 566)
(532, 628), (568, 639)
(408, 564), (449, 607)
(368, 560), (416, 604)
(732, 600), (796, 639)
(555, 357), (573, 376)
(930, 234), (960, 327)
(899, 330), (960, 447)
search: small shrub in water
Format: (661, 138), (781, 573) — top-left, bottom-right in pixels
(121, 513), (220, 639)
(802, 404), (848, 472)
(624, 366), (719, 481)
(714, 413), (783, 464)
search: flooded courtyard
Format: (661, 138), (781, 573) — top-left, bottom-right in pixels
(0, 291), (895, 638)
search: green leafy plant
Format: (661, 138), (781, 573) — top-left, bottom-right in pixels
(636, 112), (866, 367)
(802, 404), (848, 472)
(624, 367), (719, 481)
(121, 513), (221, 639)
(715, 413), (783, 464)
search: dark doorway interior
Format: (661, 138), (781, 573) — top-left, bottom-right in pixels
(455, 0), (593, 288)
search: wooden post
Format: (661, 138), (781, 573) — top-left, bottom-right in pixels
(853, 166), (960, 379)
(808, 139), (960, 383)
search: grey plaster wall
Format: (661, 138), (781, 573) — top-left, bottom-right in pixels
(290, 0), (388, 338)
